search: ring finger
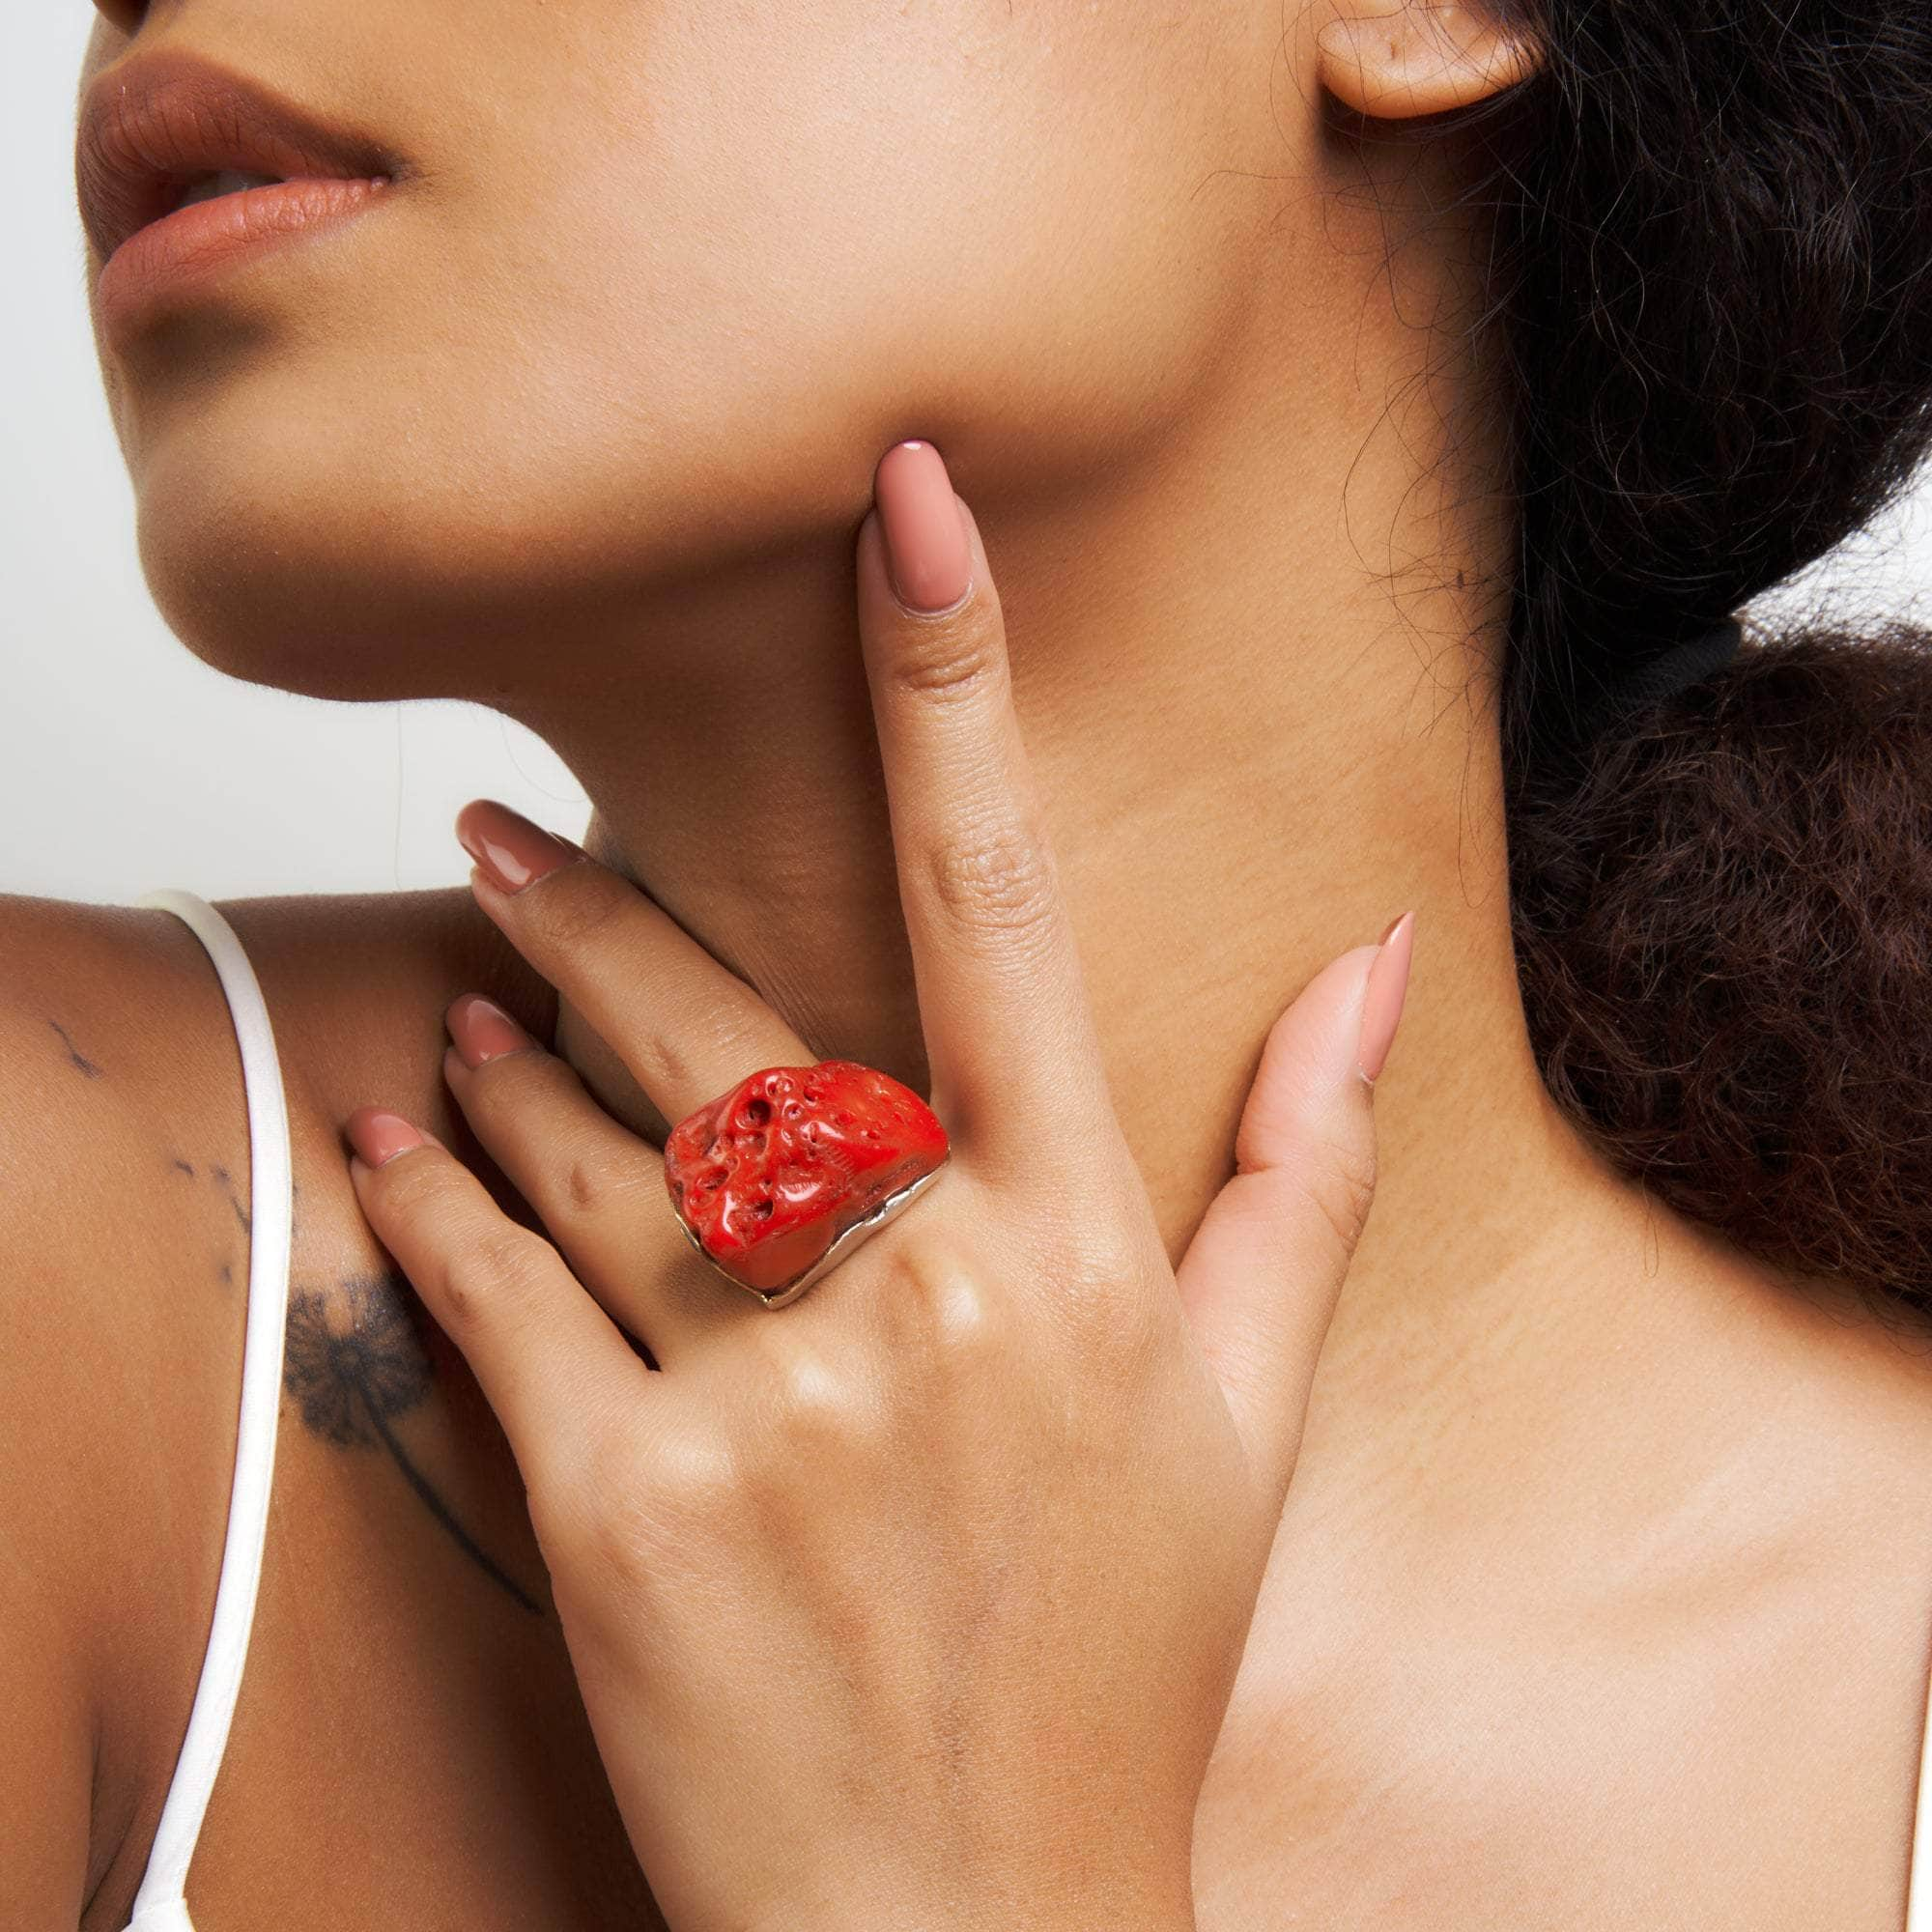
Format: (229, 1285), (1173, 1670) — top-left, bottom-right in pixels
(442, 994), (764, 1358)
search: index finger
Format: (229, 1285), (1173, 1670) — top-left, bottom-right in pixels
(856, 440), (1113, 1176)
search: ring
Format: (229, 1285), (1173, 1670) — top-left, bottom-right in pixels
(663, 1060), (951, 1307)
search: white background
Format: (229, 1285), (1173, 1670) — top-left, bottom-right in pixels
(7, 10), (1928, 908)
(2, 10), (590, 907)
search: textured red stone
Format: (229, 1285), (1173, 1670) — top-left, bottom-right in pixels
(663, 1061), (950, 1295)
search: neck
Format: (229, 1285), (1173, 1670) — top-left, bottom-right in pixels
(499, 283), (1791, 1499)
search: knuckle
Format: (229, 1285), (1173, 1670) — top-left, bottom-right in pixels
(526, 1431), (628, 1568)
(890, 602), (1003, 703)
(745, 1332), (883, 1462)
(1283, 1136), (1379, 1256)
(1025, 1217), (1166, 1380)
(928, 818), (1061, 944)
(560, 1151), (611, 1213)
(919, 1263), (1009, 1366)
(884, 1235), (1011, 1369)
(563, 1154), (607, 1216)
(640, 1012), (776, 1110)
(574, 1464), (670, 1593)
(555, 1142), (648, 1220)
(433, 1223), (552, 1334)
(526, 868), (627, 955)
(639, 1424), (741, 1530)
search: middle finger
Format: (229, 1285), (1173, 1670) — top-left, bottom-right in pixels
(857, 442), (1116, 1184)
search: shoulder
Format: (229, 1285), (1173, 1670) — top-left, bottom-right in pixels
(0, 883), (554, 1920)
(0, 892), (262, 1919)
(0, 892), (266, 1340)
(4, 883), (556, 1173)
(0, 877), (558, 1614)
(0, 878), (554, 1569)
(0, 890), (255, 1458)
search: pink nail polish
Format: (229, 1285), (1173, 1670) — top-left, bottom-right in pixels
(1356, 911), (1415, 1085)
(873, 440), (973, 613)
(347, 1106), (427, 1168)
(456, 799), (582, 895)
(446, 994), (533, 1069)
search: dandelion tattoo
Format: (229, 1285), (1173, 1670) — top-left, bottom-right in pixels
(283, 1272), (541, 1614)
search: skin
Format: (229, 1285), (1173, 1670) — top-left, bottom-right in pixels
(340, 466), (1411, 1932)
(5, 0), (1932, 1925)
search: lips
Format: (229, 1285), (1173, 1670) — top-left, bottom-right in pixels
(76, 49), (399, 268)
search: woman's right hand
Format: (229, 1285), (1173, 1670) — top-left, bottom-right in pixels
(342, 442), (1413, 1931)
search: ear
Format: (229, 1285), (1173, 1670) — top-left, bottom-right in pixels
(1317, 3), (1541, 120)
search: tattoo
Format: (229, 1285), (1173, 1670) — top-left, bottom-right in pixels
(284, 1274), (541, 1614)
(211, 1163), (251, 1237)
(285, 1275), (431, 1444)
(48, 1019), (102, 1079)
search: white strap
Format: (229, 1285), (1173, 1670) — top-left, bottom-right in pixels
(127, 1903), (195, 1932)
(125, 891), (294, 1926)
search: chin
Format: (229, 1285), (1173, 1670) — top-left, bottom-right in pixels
(133, 445), (561, 702)
(121, 366), (784, 704)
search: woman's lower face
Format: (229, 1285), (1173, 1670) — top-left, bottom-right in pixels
(79, 0), (1304, 700)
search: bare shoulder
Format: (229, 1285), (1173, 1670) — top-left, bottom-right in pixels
(0, 892), (264, 1271)
(0, 888), (263, 1483)
(0, 882), (558, 1926)
(0, 877), (558, 1598)
(3, 882), (556, 1215)
(0, 892), (267, 1924)
(0, 879), (558, 1494)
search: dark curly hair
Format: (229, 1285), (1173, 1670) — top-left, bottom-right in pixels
(1463, 0), (1932, 1315)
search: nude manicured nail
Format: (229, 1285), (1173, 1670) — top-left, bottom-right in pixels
(446, 993), (533, 1069)
(874, 440), (973, 613)
(347, 1107), (428, 1168)
(1356, 910), (1416, 1085)
(456, 799), (582, 895)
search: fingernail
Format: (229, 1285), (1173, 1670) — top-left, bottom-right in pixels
(1356, 910), (1415, 1085)
(874, 440), (973, 613)
(347, 1106), (428, 1168)
(446, 993), (534, 1069)
(456, 799), (581, 895)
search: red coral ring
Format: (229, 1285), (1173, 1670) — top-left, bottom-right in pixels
(663, 1060), (951, 1307)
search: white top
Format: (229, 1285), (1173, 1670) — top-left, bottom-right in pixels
(109, 889), (1932, 1925)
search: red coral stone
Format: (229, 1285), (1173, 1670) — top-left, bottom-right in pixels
(663, 1061), (950, 1295)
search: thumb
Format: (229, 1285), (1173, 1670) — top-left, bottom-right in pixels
(1175, 911), (1414, 1512)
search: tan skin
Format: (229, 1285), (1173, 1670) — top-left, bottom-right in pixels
(7, 0), (1932, 1923)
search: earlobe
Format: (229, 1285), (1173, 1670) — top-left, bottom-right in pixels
(1317, 3), (1542, 121)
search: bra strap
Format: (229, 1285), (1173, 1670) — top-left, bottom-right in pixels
(126, 891), (295, 1922)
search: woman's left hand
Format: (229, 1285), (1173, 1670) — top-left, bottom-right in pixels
(343, 440), (1411, 1932)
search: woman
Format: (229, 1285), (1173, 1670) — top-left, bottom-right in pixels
(10, 0), (1932, 1925)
